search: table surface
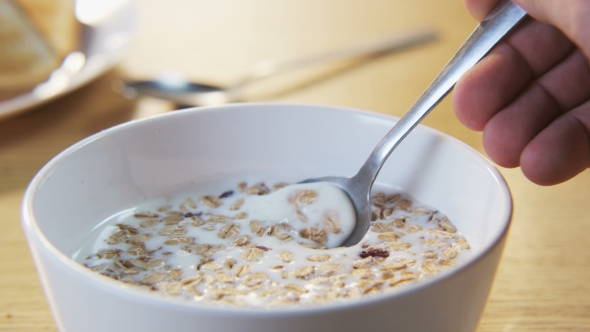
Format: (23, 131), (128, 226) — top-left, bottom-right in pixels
(1, 0), (589, 331)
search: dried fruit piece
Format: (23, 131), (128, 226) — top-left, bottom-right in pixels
(359, 248), (389, 258)
(219, 190), (234, 199)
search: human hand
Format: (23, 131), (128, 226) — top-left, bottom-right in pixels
(453, 0), (590, 185)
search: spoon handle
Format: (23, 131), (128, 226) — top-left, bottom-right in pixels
(235, 29), (438, 86)
(355, 0), (526, 186)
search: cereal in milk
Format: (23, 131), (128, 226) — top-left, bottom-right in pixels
(74, 179), (470, 307)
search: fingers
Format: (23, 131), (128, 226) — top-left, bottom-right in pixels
(520, 102), (590, 185)
(513, 0), (590, 60)
(538, 50), (590, 111)
(463, 0), (501, 21)
(457, 0), (590, 185)
(453, 18), (573, 130)
(481, 48), (590, 168)
(482, 82), (562, 168)
(453, 41), (531, 131)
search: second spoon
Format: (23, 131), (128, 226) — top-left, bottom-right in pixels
(122, 29), (437, 106)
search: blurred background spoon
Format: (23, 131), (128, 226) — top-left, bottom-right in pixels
(120, 28), (437, 107)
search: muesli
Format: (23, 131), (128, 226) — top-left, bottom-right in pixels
(74, 179), (470, 307)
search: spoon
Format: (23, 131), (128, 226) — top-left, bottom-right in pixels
(301, 0), (526, 247)
(121, 29), (437, 106)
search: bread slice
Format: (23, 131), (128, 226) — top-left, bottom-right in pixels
(0, 0), (79, 101)
(15, 0), (79, 60)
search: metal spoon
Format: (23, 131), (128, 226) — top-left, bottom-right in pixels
(121, 29), (437, 106)
(301, 0), (526, 247)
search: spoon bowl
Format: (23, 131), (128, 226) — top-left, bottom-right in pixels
(122, 78), (231, 106)
(304, 0), (526, 247)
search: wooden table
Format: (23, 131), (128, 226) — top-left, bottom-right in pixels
(1, 0), (589, 331)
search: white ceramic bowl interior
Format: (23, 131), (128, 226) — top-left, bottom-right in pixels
(22, 103), (512, 332)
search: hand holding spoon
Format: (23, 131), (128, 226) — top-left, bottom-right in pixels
(302, 0), (526, 247)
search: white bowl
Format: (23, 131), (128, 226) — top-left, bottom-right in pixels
(22, 103), (512, 332)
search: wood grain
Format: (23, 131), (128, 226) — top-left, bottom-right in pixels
(1, 0), (589, 331)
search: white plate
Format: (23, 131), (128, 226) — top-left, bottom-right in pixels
(0, 0), (138, 119)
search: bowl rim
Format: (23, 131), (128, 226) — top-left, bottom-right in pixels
(21, 102), (513, 316)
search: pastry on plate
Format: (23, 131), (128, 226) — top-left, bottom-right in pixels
(0, 0), (79, 101)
